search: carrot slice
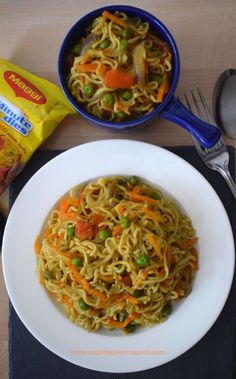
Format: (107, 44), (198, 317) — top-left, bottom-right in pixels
(157, 73), (168, 103)
(112, 224), (123, 236)
(126, 191), (157, 205)
(102, 10), (129, 28)
(146, 233), (163, 260)
(65, 261), (107, 302)
(104, 69), (135, 89)
(34, 235), (41, 255)
(142, 207), (163, 223)
(77, 63), (98, 72)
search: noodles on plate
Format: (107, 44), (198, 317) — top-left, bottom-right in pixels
(35, 176), (198, 334)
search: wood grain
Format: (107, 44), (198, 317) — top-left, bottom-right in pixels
(0, 1), (236, 378)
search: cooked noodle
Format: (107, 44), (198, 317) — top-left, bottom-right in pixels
(35, 176), (198, 334)
(68, 11), (172, 121)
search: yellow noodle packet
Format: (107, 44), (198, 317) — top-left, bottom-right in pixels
(0, 58), (75, 194)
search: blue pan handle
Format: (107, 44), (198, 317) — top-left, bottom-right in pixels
(161, 97), (221, 148)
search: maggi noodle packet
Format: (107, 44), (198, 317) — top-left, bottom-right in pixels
(0, 58), (76, 194)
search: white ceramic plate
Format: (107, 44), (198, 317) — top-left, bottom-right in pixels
(2, 139), (235, 373)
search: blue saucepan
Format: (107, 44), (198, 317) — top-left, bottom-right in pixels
(58, 5), (221, 148)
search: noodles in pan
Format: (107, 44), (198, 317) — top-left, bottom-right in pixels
(67, 11), (172, 121)
(35, 176), (198, 334)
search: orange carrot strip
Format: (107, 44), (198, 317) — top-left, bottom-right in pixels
(127, 192), (157, 205)
(117, 204), (125, 215)
(65, 261), (107, 302)
(126, 294), (138, 305)
(146, 233), (163, 260)
(117, 101), (131, 115)
(142, 206), (163, 223)
(39, 274), (44, 285)
(185, 237), (199, 247)
(102, 10), (129, 28)
(97, 64), (109, 78)
(157, 73), (167, 103)
(99, 274), (114, 282)
(104, 69), (135, 89)
(112, 224), (123, 236)
(133, 185), (141, 194)
(34, 235), (42, 255)
(61, 295), (73, 309)
(106, 312), (138, 329)
(77, 63), (98, 72)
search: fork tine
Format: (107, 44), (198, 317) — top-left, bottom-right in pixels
(190, 90), (203, 119)
(184, 93), (192, 112)
(197, 87), (215, 124)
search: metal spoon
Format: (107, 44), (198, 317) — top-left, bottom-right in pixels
(213, 69), (236, 138)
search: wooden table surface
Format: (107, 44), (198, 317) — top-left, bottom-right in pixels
(1, 1), (236, 377)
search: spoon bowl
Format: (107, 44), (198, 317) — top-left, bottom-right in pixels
(213, 69), (236, 138)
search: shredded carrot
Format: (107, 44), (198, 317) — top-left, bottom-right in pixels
(98, 274), (114, 282)
(46, 241), (78, 259)
(127, 191), (157, 205)
(61, 295), (73, 309)
(117, 204), (125, 215)
(34, 235), (42, 255)
(105, 312), (139, 329)
(97, 64), (109, 78)
(133, 185), (141, 194)
(126, 294), (138, 305)
(157, 73), (168, 103)
(39, 274), (44, 285)
(112, 224), (123, 236)
(185, 237), (199, 248)
(142, 207), (163, 223)
(117, 101), (131, 115)
(146, 233), (163, 260)
(80, 52), (89, 64)
(65, 260), (107, 302)
(102, 10), (129, 28)
(104, 69), (135, 89)
(77, 63), (98, 73)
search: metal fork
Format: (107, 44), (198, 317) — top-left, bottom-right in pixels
(183, 88), (236, 199)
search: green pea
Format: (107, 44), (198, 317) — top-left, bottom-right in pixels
(125, 323), (136, 333)
(99, 39), (111, 49)
(150, 193), (162, 200)
(73, 42), (81, 55)
(84, 83), (95, 97)
(43, 270), (53, 280)
(133, 289), (143, 298)
(67, 226), (75, 237)
(118, 310), (128, 322)
(120, 216), (131, 229)
(161, 303), (172, 318)
(121, 90), (133, 101)
(129, 175), (139, 185)
(135, 254), (151, 267)
(120, 40), (129, 50)
(116, 111), (126, 120)
(78, 298), (90, 311)
(102, 93), (115, 105)
(98, 229), (111, 240)
(72, 257), (83, 268)
(121, 28), (133, 40)
(150, 74), (162, 84)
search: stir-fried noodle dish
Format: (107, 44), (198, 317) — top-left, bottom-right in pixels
(67, 10), (172, 121)
(35, 176), (199, 334)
